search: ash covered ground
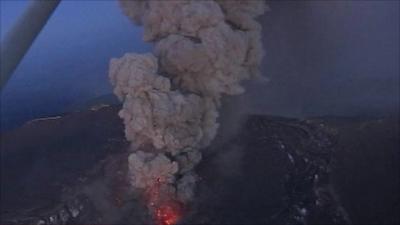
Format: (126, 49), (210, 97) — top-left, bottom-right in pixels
(1, 105), (399, 225)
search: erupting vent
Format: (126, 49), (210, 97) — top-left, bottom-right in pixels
(145, 178), (183, 225)
(109, 0), (266, 223)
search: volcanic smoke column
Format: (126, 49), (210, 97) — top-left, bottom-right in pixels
(109, 0), (266, 223)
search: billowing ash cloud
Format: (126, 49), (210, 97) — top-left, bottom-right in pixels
(109, 53), (217, 153)
(109, 0), (266, 221)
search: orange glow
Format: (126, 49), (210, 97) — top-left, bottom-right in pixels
(144, 177), (183, 225)
(155, 203), (182, 225)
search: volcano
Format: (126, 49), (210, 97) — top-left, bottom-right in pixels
(1, 105), (399, 225)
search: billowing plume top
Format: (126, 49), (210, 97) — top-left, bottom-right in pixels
(119, 0), (265, 104)
(119, 1), (224, 41)
(110, 0), (267, 215)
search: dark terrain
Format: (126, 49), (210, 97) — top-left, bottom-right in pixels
(1, 106), (398, 225)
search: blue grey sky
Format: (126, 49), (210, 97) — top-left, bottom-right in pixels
(1, 0), (150, 95)
(0, 0), (398, 131)
(1, 0), (151, 129)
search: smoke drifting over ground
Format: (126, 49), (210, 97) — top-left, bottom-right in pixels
(109, 0), (266, 223)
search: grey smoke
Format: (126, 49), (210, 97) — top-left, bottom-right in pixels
(109, 0), (266, 211)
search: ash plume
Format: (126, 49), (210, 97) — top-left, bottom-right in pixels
(109, 0), (266, 223)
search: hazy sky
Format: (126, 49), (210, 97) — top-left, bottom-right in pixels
(247, 0), (399, 117)
(1, 0), (151, 129)
(0, 0), (399, 131)
(1, 0), (150, 96)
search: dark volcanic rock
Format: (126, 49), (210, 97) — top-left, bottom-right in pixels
(1, 106), (129, 224)
(185, 115), (349, 225)
(0, 106), (398, 225)
(322, 117), (400, 225)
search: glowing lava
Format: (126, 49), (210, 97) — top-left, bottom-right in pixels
(144, 178), (183, 225)
(155, 202), (182, 225)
